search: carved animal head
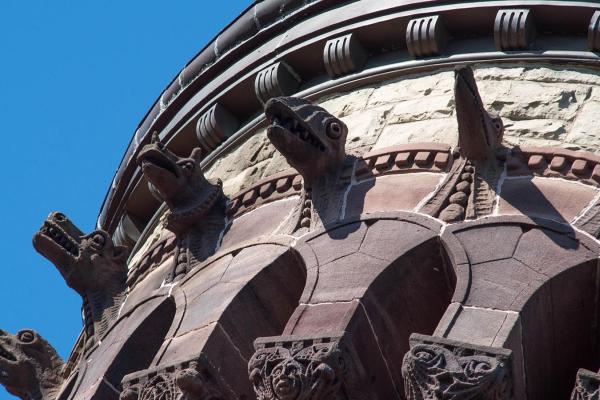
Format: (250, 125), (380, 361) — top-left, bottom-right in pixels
(136, 133), (223, 233)
(265, 97), (348, 188)
(454, 66), (504, 160)
(0, 329), (63, 400)
(32, 212), (128, 295)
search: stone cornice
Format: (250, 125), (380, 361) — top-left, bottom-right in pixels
(99, 0), (600, 247)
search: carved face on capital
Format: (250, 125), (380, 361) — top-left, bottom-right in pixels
(271, 359), (302, 400)
(32, 212), (128, 294)
(265, 97), (348, 187)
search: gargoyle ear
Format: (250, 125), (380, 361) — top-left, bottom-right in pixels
(112, 245), (129, 264)
(190, 148), (204, 162)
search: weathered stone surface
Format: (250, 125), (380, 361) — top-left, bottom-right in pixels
(497, 177), (598, 222)
(344, 173), (443, 217)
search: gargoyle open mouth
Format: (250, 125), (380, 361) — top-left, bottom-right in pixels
(37, 221), (80, 257)
(0, 344), (16, 363)
(139, 148), (179, 177)
(267, 114), (326, 152)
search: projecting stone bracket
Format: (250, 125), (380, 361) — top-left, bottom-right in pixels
(255, 61), (301, 104)
(402, 333), (512, 400)
(323, 33), (367, 78)
(588, 11), (600, 52)
(249, 333), (373, 400)
(494, 9), (535, 51)
(406, 15), (447, 58)
(120, 355), (231, 400)
(196, 103), (239, 152)
(571, 368), (600, 400)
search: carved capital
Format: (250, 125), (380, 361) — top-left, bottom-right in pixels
(402, 334), (512, 400)
(249, 334), (369, 400)
(121, 358), (227, 400)
(572, 369), (600, 400)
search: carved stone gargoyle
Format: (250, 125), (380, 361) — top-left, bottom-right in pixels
(32, 212), (128, 345)
(136, 133), (226, 281)
(0, 329), (64, 400)
(264, 96), (352, 232)
(423, 66), (506, 223)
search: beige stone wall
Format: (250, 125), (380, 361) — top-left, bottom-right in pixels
(206, 64), (600, 196)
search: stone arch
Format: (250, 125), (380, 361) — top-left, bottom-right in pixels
(435, 215), (600, 399)
(120, 236), (307, 398)
(249, 211), (455, 399)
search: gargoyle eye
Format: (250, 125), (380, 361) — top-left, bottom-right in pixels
(17, 330), (35, 343)
(54, 213), (66, 222)
(179, 161), (194, 171)
(326, 121), (343, 139)
(91, 233), (106, 249)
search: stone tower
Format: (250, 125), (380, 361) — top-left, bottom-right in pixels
(5, 1), (600, 399)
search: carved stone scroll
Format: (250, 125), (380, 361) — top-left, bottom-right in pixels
(121, 357), (228, 400)
(196, 103), (239, 152)
(572, 369), (600, 400)
(255, 62), (301, 104)
(323, 33), (367, 78)
(402, 334), (512, 400)
(248, 334), (371, 400)
(406, 15), (447, 58)
(494, 9), (534, 51)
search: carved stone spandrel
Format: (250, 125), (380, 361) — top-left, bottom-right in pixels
(402, 333), (512, 400)
(572, 368), (600, 400)
(248, 333), (372, 400)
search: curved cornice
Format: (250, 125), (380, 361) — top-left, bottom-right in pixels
(100, 0), (600, 244)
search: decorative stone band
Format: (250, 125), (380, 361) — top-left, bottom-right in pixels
(507, 146), (600, 187)
(227, 143), (455, 219)
(120, 356), (230, 400)
(402, 333), (512, 400)
(126, 235), (177, 289)
(571, 368), (600, 400)
(249, 333), (371, 400)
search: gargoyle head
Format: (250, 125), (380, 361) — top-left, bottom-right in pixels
(454, 66), (504, 160)
(136, 133), (223, 233)
(32, 212), (128, 295)
(0, 329), (63, 400)
(265, 97), (348, 188)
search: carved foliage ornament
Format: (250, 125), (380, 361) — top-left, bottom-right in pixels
(249, 336), (367, 400)
(121, 361), (225, 400)
(571, 369), (600, 400)
(402, 335), (512, 400)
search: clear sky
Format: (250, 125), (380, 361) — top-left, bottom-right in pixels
(0, 1), (251, 398)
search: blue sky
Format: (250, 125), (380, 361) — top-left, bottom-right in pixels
(0, 1), (251, 397)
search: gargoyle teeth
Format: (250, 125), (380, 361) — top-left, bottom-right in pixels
(40, 222), (79, 257)
(0, 344), (16, 362)
(273, 116), (326, 152)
